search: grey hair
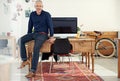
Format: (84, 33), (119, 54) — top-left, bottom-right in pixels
(35, 0), (42, 3)
(34, 0), (43, 6)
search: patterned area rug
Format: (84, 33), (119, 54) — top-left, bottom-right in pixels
(29, 62), (103, 81)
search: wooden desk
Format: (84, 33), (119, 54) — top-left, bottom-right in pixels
(26, 38), (95, 72)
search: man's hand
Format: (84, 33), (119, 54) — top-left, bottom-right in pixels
(47, 37), (55, 44)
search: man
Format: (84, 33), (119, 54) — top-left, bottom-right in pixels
(19, 0), (54, 78)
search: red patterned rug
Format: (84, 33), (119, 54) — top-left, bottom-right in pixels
(29, 62), (103, 81)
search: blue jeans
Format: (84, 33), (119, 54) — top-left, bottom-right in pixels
(18, 33), (48, 72)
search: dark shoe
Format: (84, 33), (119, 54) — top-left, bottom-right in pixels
(20, 60), (29, 69)
(25, 72), (35, 78)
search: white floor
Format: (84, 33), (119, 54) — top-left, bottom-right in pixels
(94, 57), (120, 81)
(1, 55), (120, 81)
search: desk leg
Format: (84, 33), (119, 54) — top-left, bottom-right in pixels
(91, 53), (94, 73)
(82, 52), (86, 63)
(88, 52), (90, 69)
(81, 53), (84, 63)
(86, 52), (88, 68)
(82, 52), (88, 67)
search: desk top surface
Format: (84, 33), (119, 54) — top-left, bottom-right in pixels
(69, 38), (95, 40)
(26, 38), (95, 44)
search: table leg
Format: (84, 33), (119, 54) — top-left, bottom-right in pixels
(91, 53), (94, 73)
(88, 52), (90, 69)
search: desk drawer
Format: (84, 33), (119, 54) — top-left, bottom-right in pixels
(70, 41), (95, 53)
(75, 41), (91, 52)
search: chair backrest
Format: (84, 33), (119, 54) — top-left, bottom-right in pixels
(52, 38), (72, 54)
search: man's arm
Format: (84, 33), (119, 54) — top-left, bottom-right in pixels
(46, 13), (54, 37)
(27, 13), (33, 34)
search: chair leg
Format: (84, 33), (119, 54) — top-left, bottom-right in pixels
(40, 59), (43, 74)
(49, 55), (74, 74)
(49, 55), (54, 73)
(68, 55), (74, 73)
(68, 56), (71, 69)
(62, 56), (64, 63)
(38, 54), (43, 77)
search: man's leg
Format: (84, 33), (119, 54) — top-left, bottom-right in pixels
(18, 33), (34, 68)
(26, 33), (48, 77)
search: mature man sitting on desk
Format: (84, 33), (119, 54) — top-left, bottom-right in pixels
(18, 0), (54, 78)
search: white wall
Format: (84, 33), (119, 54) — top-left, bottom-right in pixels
(0, 0), (11, 34)
(0, 0), (120, 38)
(116, 0), (120, 30)
(116, 0), (120, 38)
(43, 0), (119, 31)
(21, 0), (119, 35)
(0, 0), (22, 39)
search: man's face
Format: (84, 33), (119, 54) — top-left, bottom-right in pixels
(35, 2), (43, 14)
